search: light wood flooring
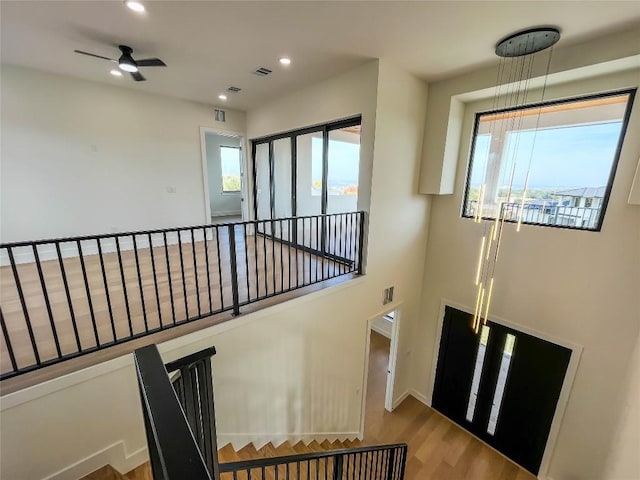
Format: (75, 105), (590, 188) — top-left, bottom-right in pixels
(1, 228), (356, 388)
(362, 332), (536, 480)
(110, 331), (536, 480)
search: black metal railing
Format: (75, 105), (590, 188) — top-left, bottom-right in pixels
(219, 443), (408, 480)
(0, 211), (366, 380)
(501, 202), (601, 229)
(166, 346), (220, 479)
(134, 344), (213, 480)
(135, 343), (407, 480)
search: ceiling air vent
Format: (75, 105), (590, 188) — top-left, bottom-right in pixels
(227, 86), (242, 92)
(254, 67), (272, 77)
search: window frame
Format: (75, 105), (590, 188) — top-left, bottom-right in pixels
(461, 88), (636, 232)
(219, 145), (242, 194)
(251, 115), (362, 220)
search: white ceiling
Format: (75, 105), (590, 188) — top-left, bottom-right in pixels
(2, 1), (639, 111)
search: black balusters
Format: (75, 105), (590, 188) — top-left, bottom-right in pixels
(148, 233), (163, 328)
(115, 236), (134, 337)
(177, 231), (189, 318)
(0, 308), (17, 372)
(7, 247), (40, 365)
(163, 231), (176, 325)
(132, 235), (149, 333)
(56, 242), (81, 352)
(228, 224), (240, 317)
(203, 228), (213, 313)
(32, 244), (62, 358)
(215, 227), (224, 310)
(84, 240), (105, 345)
(191, 228), (202, 317)
(0, 212), (366, 380)
(218, 443), (407, 480)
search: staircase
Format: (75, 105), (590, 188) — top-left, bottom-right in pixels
(82, 439), (365, 479)
(80, 344), (407, 480)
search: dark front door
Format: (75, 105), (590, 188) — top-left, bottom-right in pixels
(432, 306), (571, 475)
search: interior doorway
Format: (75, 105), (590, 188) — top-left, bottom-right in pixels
(364, 309), (400, 419)
(200, 127), (247, 224)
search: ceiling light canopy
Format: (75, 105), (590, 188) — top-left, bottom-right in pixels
(117, 45), (139, 72)
(279, 57), (291, 66)
(495, 27), (560, 57)
(125, 1), (145, 13)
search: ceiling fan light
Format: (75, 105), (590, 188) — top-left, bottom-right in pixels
(110, 69), (123, 77)
(119, 61), (138, 73)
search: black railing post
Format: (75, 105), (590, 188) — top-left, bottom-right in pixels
(165, 346), (219, 480)
(134, 345), (212, 480)
(228, 224), (241, 316)
(333, 454), (343, 480)
(0, 211), (366, 380)
(357, 211), (366, 275)
(385, 448), (396, 480)
(398, 446), (407, 480)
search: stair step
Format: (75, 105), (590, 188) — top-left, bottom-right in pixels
(237, 443), (260, 460)
(80, 465), (127, 480)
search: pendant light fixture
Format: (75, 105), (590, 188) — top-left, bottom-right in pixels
(472, 27), (560, 333)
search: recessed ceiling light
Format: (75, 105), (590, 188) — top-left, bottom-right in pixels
(110, 69), (123, 77)
(125, 1), (145, 13)
(218, 94), (227, 101)
(279, 57), (291, 66)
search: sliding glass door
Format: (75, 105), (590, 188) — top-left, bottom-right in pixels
(251, 117), (362, 259)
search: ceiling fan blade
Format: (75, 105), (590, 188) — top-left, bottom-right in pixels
(74, 50), (116, 62)
(136, 58), (166, 67)
(130, 71), (146, 82)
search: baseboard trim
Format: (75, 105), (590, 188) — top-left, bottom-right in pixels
(409, 388), (429, 406)
(42, 441), (147, 480)
(392, 390), (411, 410)
(218, 431), (361, 452)
(391, 388), (429, 411)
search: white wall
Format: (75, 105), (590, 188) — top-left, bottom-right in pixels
(205, 132), (242, 217)
(0, 65), (245, 242)
(602, 333), (640, 480)
(414, 66), (640, 480)
(418, 26), (640, 195)
(0, 59), (432, 480)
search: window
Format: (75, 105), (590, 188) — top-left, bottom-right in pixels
(253, 116), (361, 220)
(463, 89), (635, 231)
(220, 146), (241, 193)
(310, 127), (360, 200)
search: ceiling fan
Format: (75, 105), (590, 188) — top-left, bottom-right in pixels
(74, 45), (166, 81)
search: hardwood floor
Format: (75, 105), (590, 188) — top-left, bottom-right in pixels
(1, 227), (356, 386)
(362, 331), (535, 480)
(121, 331), (535, 480)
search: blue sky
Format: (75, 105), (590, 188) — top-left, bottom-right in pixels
(469, 121), (623, 189)
(312, 137), (360, 184)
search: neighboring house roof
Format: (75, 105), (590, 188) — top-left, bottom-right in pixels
(554, 186), (606, 198)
